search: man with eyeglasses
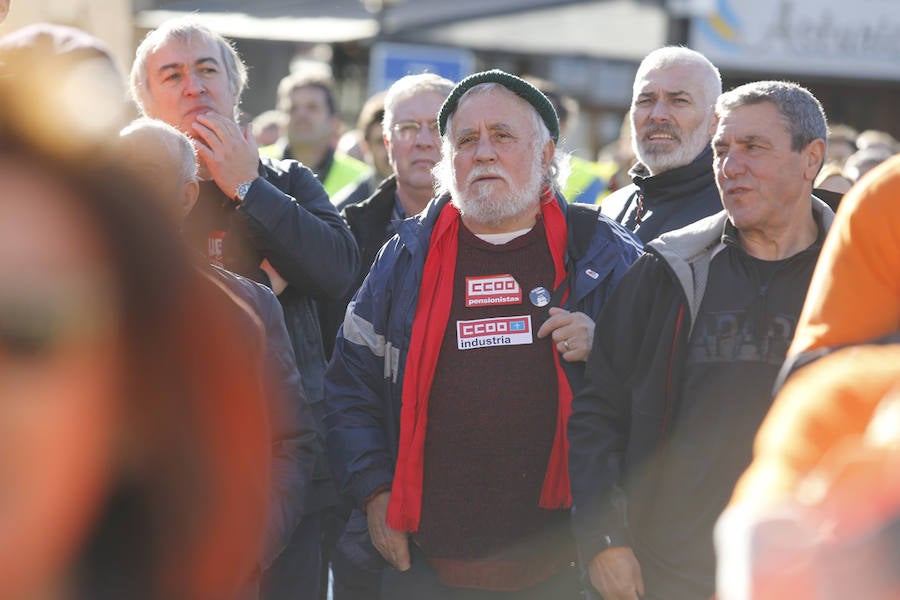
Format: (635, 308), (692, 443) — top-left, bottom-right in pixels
(320, 74), (455, 357)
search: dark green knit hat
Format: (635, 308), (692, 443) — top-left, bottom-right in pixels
(438, 69), (560, 143)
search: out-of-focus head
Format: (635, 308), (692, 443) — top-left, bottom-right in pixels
(381, 73), (454, 201)
(844, 146), (894, 182)
(119, 117), (200, 221)
(855, 129), (897, 154)
(524, 76), (579, 138)
(435, 70), (561, 231)
(712, 80), (827, 234)
(814, 163), (854, 195)
(0, 0), (10, 24)
(825, 124), (858, 166)
(251, 109), (286, 147)
(276, 72), (338, 147)
(0, 23), (128, 141)
(630, 46), (721, 175)
(130, 18), (248, 135)
(356, 90), (390, 179)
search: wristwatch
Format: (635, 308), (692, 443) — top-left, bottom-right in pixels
(233, 178), (257, 202)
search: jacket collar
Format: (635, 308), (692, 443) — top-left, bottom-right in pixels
(648, 195), (834, 334)
(629, 146), (716, 206)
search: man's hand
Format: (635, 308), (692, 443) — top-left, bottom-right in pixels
(191, 112), (260, 199)
(588, 547), (645, 600)
(260, 259), (288, 296)
(365, 491), (410, 571)
(537, 307), (595, 362)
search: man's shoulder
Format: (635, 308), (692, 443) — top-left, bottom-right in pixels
(568, 202), (642, 252)
(208, 265), (279, 313)
(599, 183), (639, 219)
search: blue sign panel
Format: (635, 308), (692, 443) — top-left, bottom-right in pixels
(369, 42), (475, 95)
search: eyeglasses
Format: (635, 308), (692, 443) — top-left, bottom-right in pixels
(390, 120), (440, 142)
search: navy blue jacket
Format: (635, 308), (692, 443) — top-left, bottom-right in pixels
(323, 192), (642, 560)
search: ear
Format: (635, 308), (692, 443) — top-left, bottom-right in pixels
(181, 179), (200, 219)
(541, 139), (555, 172)
(802, 139), (826, 182)
(707, 112), (719, 137)
(383, 131), (396, 169)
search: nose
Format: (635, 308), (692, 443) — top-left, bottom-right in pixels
(473, 133), (496, 162)
(719, 151), (745, 179)
(184, 72), (206, 96)
(648, 100), (670, 122)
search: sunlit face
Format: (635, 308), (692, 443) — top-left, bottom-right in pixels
(630, 62), (714, 174)
(385, 91), (445, 198)
(713, 101), (821, 235)
(140, 36), (237, 137)
(0, 159), (121, 598)
(446, 87), (552, 230)
(285, 85), (336, 147)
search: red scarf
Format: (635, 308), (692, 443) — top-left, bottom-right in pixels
(386, 189), (574, 532)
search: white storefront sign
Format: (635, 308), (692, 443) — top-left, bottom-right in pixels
(689, 0), (900, 81)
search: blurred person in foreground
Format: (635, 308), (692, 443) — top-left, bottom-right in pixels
(0, 78), (270, 600)
(568, 81), (834, 600)
(260, 72), (371, 199)
(118, 117), (319, 592)
(717, 343), (900, 600)
(784, 154), (900, 372)
(130, 18), (359, 600)
(324, 69), (641, 599)
(601, 46), (723, 243)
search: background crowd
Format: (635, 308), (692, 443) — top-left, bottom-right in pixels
(1, 2), (899, 600)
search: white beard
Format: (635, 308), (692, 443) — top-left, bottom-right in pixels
(633, 115), (712, 174)
(450, 154), (544, 229)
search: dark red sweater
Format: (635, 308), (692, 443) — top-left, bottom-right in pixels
(414, 222), (572, 591)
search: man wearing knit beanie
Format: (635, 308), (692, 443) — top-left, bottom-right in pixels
(324, 69), (641, 599)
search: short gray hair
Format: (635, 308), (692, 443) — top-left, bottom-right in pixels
(434, 82), (567, 196)
(130, 18), (248, 118)
(382, 73), (455, 135)
(120, 117), (198, 185)
(634, 46), (722, 110)
(715, 81), (828, 153)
